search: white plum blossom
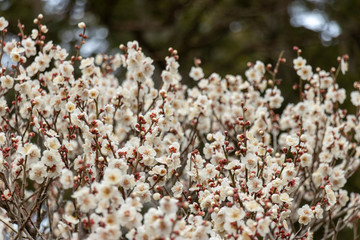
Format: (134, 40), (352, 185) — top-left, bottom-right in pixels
(189, 66), (204, 81)
(0, 17), (8, 31)
(297, 204), (314, 225)
(29, 162), (46, 184)
(0, 75), (14, 89)
(293, 56), (306, 70)
(0, 18), (358, 240)
(297, 65), (313, 80)
(60, 169), (74, 189)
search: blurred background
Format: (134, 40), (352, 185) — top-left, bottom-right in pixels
(1, 0), (360, 236)
(2, 0), (359, 85)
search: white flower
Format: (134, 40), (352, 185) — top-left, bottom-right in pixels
(244, 200), (262, 212)
(257, 217), (271, 237)
(118, 204), (136, 226)
(26, 62), (38, 77)
(45, 137), (61, 150)
(225, 206), (245, 222)
(254, 60), (266, 74)
(31, 29), (38, 39)
(4, 39), (16, 55)
(19, 143), (41, 165)
(325, 185), (336, 206)
(247, 177), (263, 193)
(245, 67), (262, 84)
(60, 169), (74, 189)
(351, 91), (360, 106)
(297, 204), (314, 225)
(119, 174), (135, 189)
(89, 88), (99, 99)
(297, 65), (313, 80)
(138, 145), (156, 165)
(65, 102), (76, 112)
(29, 162), (46, 184)
(300, 153), (312, 167)
(0, 132), (5, 145)
(3, 189), (11, 200)
(0, 17), (8, 31)
(293, 56), (306, 70)
(341, 57), (348, 74)
(329, 168), (346, 191)
(80, 57), (94, 69)
(282, 163), (296, 181)
(243, 153), (258, 169)
(171, 181), (183, 198)
(189, 66), (204, 81)
(21, 38), (36, 57)
(40, 25), (48, 33)
(72, 187), (96, 212)
(0, 97), (7, 117)
(10, 47), (25, 62)
(59, 61), (74, 78)
(103, 168), (122, 185)
(159, 197), (178, 217)
(286, 135), (299, 147)
(199, 163), (217, 180)
(41, 150), (61, 167)
(0, 75), (14, 89)
(98, 183), (114, 200)
(78, 22), (86, 29)
(314, 205), (323, 219)
(280, 193), (293, 203)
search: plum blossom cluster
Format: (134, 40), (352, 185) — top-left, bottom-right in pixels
(0, 15), (359, 240)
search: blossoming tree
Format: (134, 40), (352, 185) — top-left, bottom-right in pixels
(0, 15), (359, 240)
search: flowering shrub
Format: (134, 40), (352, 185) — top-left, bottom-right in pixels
(0, 15), (359, 240)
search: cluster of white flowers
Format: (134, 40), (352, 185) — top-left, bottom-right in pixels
(0, 15), (359, 240)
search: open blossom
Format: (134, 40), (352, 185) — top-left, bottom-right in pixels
(89, 88), (99, 99)
(29, 162), (46, 183)
(243, 153), (258, 169)
(0, 75), (14, 89)
(0, 17), (8, 31)
(244, 200), (262, 212)
(65, 101), (76, 112)
(103, 168), (122, 185)
(280, 193), (293, 203)
(300, 153), (312, 167)
(10, 47), (25, 62)
(257, 217), (271, 237)
(118, 203), (137, 226)
(72, 187), (97, 212)
(189, 66), (204, 81)
(293, 56), (306, 70)
(247, 177), (263, 193)
(297, 65), (313, 80)
(297, 205), (314, 225)
(59, 61), (74, 77)
(159, 196), (178, 217)
(225, 206), (245, 222)
(60, 169), (74, 189)
(350, 91), (360, 106)
(286, 135), (299, 146)
(171, 181), (183, 198)
(19, 143), (41, 164)
(325, 185), (337, 206)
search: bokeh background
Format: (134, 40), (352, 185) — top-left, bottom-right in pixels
(1, 0), (360, 237)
